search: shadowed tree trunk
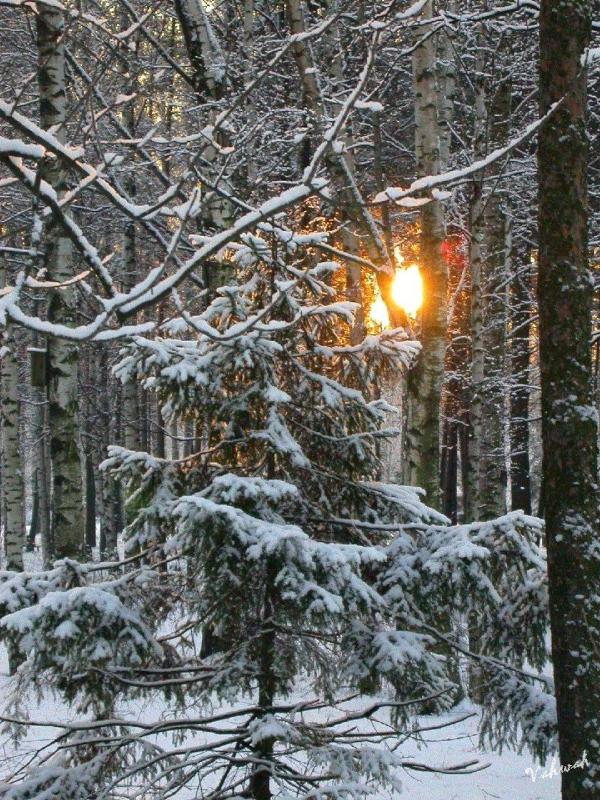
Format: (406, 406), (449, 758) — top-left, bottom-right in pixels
(479, 73), (512, 520)
(0, 259), (25, 570)
(538, 1), (600, 796)
(84, 454), (96, 556)
(509, 254), (532, 513)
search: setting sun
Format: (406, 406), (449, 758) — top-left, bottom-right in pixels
(369, 264), (423, 329)
(391, 264), (423, 318)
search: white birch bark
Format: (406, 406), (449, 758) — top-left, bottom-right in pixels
(37, 5), (84, 558)
(174, 0), (233, 295)
(404, 0), (447, 508)
(0, 260), (25, 570)
(437, 1), (457, 173)
(29, 221), (52, 566)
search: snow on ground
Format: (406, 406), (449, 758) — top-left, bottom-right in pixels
(392, 707), (559, 800)
(0, 639), (559, 799)
(0, 553), (559, 798)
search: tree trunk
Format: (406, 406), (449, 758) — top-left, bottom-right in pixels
(478, 73), (512, 520)
(441, 419), (458, 523)
(509, 254), (532, 514)
(249, 565), (277, 800)
(465, 41), (487, 524)
(28, 471), (40, 552)
(173, 0), (226, 100)
(538, 1), (600, 796)
(84, 454), (96, 556)
(121, 259), (141, 453)
(437, 0), (457, 173)
(405, 0), (447, 508)
(479, 196), (508, 520)
(0, 260), (25, 570)
(33, 394), (51, 566)
(37, 5), (84, 559)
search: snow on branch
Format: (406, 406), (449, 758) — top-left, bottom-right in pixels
(374, 102), (562, 206)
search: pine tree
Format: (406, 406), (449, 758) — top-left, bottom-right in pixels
(0, 224), (553, 799)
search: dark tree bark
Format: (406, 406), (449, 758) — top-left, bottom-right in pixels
(538, 1), (600, 796)
(84, 455), (96, 556)
(509, 256), (532, 514)
(441, 420), (458, 523)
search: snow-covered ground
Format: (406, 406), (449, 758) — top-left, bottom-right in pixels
(390, 707), (559, 800)
(0, 638), (559, 800)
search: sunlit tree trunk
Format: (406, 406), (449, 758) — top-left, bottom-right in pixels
(405, 0), (447, 508)
(173, 0), (226, 100)
(438, 4), (459, 519)
(538, 1), (600, 795)
(37, 5), (84, 559)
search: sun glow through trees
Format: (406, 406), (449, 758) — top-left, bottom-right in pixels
(369, 262), (423, 329)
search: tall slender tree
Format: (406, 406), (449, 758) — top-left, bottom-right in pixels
(538, 1), (600, 796)
(509, 251), (532, 514)
(405, 0), (447, 509)
(37, 4), (84, 558)
(0, 258), (25, 570)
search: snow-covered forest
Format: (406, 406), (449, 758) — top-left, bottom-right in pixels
(0, 0), (598, 798)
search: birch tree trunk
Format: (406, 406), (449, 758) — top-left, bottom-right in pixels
(30, 362), (51, 565)
(437, 0), (456, 173)
(0, 259), (25, 570)
(37, 5), (84, 559)
(173, 0), (226, 101)
(465, 46), (486, 523)
(538, 1), (600, 795)
(405, 0), (447, 508)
